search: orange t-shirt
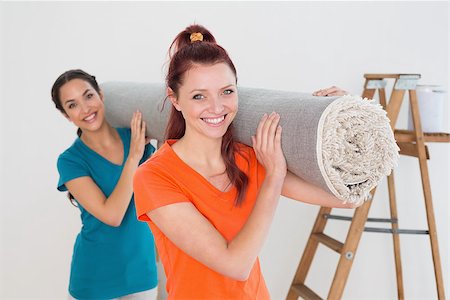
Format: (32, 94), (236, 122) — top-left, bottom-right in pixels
(133, 140), (270, 299)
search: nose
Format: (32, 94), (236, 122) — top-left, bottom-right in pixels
(80, 100), (91, 114)
(209, 95), (224, 114)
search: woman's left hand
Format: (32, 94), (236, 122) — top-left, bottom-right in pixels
(312, 86), (348, 97)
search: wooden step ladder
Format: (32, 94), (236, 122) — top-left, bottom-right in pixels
(286, 74), (448, 300)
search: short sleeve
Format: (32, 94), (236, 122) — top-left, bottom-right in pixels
(133, 164), (190, 222)
(57, 153), (89, 192)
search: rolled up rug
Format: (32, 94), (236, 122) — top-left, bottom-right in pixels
(102, 82), (399, 205)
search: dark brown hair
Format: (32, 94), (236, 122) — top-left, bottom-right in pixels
(165, 24), (248, 206)
(51, 69), (100, 205)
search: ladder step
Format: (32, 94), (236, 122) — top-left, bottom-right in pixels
(311, 233), (343, 253)
(324, 214), (397, 223)
(394, 129), (450, 143)
(291, 284), (323, 300)
(364, 227), (429, 235)
(397, 142), (430, 159)
(364, 73), (421, 79)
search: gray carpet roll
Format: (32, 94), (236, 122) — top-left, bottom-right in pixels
(102, 81), (399, 205)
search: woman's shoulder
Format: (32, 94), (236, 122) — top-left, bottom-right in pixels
(56, 140), (89, 175)
(115, 127), (130, 134)
(135, 142), (174, 174)
(57, 139), (82, 161)
(235, 142), (256, 159)
(234, 142), (259, 171)
(134, 143), (187, 194)
(235, 142), (252, 151)
(115, 127), (130, 141)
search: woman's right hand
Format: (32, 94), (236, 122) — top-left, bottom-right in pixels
(251, 112), (287, 180)
(128, 111), (146, 163)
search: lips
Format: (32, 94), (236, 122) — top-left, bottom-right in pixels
(83, 112), (97, 123)
(201, 115), (226, 126)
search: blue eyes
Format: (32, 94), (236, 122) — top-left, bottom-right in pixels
(192, 89), (234, 100)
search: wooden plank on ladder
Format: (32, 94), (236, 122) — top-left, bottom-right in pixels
(327, 194), (374, 300)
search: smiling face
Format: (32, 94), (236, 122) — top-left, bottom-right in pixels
(169, 63), (238, 141)
(59, 78), (105, 133)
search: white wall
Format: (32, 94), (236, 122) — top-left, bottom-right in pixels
(1, 2), (448, 299)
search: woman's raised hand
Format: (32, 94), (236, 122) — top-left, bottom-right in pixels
(312, 86), (348, 97)
(251, 112), (287, 179)
(128, 111), (147, 163)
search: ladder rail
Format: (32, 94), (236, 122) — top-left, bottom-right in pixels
(409, 90), (446, 299)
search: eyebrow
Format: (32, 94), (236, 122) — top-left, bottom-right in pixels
(63, 89), (92, 105)
(189, 84), (236, 93)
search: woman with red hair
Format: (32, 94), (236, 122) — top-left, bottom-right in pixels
(133, 24), (355, 299)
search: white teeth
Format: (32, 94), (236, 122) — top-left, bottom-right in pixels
(84, 113), (96, 121)
(203, 116), (225, 124)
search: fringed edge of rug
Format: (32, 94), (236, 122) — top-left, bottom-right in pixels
(316, 95), (399, 205)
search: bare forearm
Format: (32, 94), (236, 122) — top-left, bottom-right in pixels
(225, 175), (283, 279)
(103, 157), (140, 225)
(282, 171), (355, 208)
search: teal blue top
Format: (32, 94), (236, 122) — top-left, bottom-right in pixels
(57, 128), (158, 299)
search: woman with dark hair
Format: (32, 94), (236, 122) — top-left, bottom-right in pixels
(52, 69), (158, 299)
(133, 25), (356, 299)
